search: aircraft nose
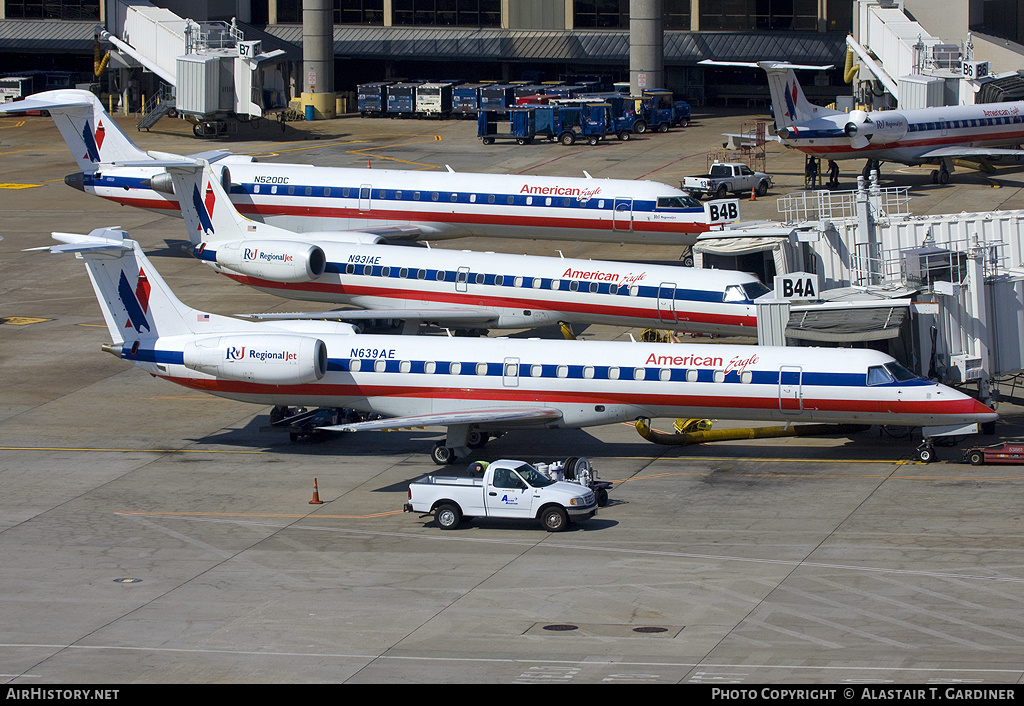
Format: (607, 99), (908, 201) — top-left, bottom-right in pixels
(64, 172), (85, 192)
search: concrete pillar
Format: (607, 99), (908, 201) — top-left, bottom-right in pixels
(630, 0), (664, 95)
(302, 0), (336, 119)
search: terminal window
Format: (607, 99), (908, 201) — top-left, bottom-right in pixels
(5, 0), (98, 20)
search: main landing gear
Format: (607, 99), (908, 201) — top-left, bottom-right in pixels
(430, 427), (503, 465)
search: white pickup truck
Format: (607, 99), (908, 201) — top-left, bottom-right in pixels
(683, 162), (772, 200)
(404, 458), (598, 531)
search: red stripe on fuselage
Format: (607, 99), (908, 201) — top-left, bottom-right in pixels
(221, 273), (758, 329)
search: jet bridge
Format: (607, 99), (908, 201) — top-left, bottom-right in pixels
(100, 0), (292, 136)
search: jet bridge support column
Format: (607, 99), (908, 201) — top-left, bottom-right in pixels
(302, 0), (336, 119)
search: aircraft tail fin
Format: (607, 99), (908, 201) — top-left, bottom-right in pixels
(36, 228), (213, 345)
(0, 90), (150, 171)
(699, 60), (840, 132)
(168, 160), (293, 247)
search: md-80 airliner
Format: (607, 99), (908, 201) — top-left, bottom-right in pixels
(702, 60), (1024, 184)
(168, 159), (767, 336)
(1, 90), (736, 244)
(34, 227), (996, 464)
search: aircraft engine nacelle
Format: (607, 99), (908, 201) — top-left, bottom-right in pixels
(182, 334), (328, 385)
(845, 111), (908, 148)
(212, 239), (327, 283)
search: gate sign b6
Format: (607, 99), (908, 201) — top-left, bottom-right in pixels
(774, 272), (821, 300)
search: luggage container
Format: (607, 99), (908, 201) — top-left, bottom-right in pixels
(477, 108), (536, 145)
(452, 83), (485, 118)
(386, 82), (421, 117)
(415, 82), (453, 118)
(478, 84), (515, 113)
(357, 81), (391, 117)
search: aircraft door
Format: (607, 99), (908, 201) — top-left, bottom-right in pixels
(658, 282), (677, 323)
(779, 366), (803, 413)
(613, 198), (633, 231)
(503, 357), (520, 387)
(485, 466), (534, 518)
(358, 184), (372, 211)
(456, 266), (470, 293)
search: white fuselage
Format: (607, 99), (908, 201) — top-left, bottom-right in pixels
(199, 240), (765, 335)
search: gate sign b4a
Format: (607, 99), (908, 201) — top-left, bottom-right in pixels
(774, 272), (821, 301)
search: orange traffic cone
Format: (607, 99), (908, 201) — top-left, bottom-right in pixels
(309, 478), (324, 505)
(750, 186), (756, 201)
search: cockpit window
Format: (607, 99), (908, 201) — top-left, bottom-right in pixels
(724, 285), (747, 302)
(884, 362), (917, 382)
(741, 281), (771, 300)
(866, 365), (893, 386)
(723, 281), (771, 302)
(657, 194), (702, 209)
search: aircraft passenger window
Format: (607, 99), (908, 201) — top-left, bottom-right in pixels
(450, 362), (461, 375)
(346, 264), (355, 274)
(608, 367), (620, 380)
(324, 188), (331, 197)
(556, 365), (568, 378)
(867, 366), (893, 386)
(686, 369), (698, 382)
(375, 360), (387, 373)
(305, 187), (312, 196)
(527, 196), (533, 205)
(608, 284), (618, 295)
(349, 359), (361, 372)
(741, 371), (753, 384)
(470, 194), (477, 203)
(598, 200), (605, 208)
(343, 188), (350, 197)
(494, 274), (504, 286)
(450, 193), (457, 202)
(545, 197), (551, 206)
(271, 186), (277, 194)
(254, 185), (260, 193)
(531, 278), (542, 289)
(590, 282), (599, 293)
(400, 361), (411, 373)
(377, 190), (385, 198)
(417, 269), (426, 279)
(507, 196), (514, 204)
(514, 276), (523, 287)
(531, 364), (543, 377)
(363, 265), (373, 276)
(660, 369), (671, 381)
(713, 371), (725, 383)
(476, 363), (488, 375)
(583, 366), (594, 379)
(505, 363), (517, 376)
(563, 198), (571, 207)
(457, 271), (468, 284)
(488, 195), (495, 204)
(475, 273), (485, 284)
(424, 361), (436, 374)
(436, 270), (446, 281)
(382, 266), (391, 277)
(629, 285), (639, 297)
(634, 368), (645, 381)
(432, 192), (439, 201)
(396, 191), (402, 199)
(397, 268), (406, 278)
(288, 186), (295, 195)
(414, 192), (420, 200)
(569, 281), (579, 292)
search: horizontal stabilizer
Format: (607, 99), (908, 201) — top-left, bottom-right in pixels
(24, 227), (131, 254)
(319, 407), (563, 433)
(0, 95), (93, 113)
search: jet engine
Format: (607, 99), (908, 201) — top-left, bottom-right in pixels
(844, 110), (908, 149)
(211, 240), (327, 282)
(182, 334), (328, 385)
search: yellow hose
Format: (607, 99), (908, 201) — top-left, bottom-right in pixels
(844, 41), (858, 84)
(635, 418), (870, 446)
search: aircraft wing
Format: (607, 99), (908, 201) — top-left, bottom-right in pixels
(918, 146), (1024, 159)
(239, 308), (499, 324)
(318, 407), (564, 433)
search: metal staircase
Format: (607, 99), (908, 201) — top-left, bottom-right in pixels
(136, 84), (175, 131)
